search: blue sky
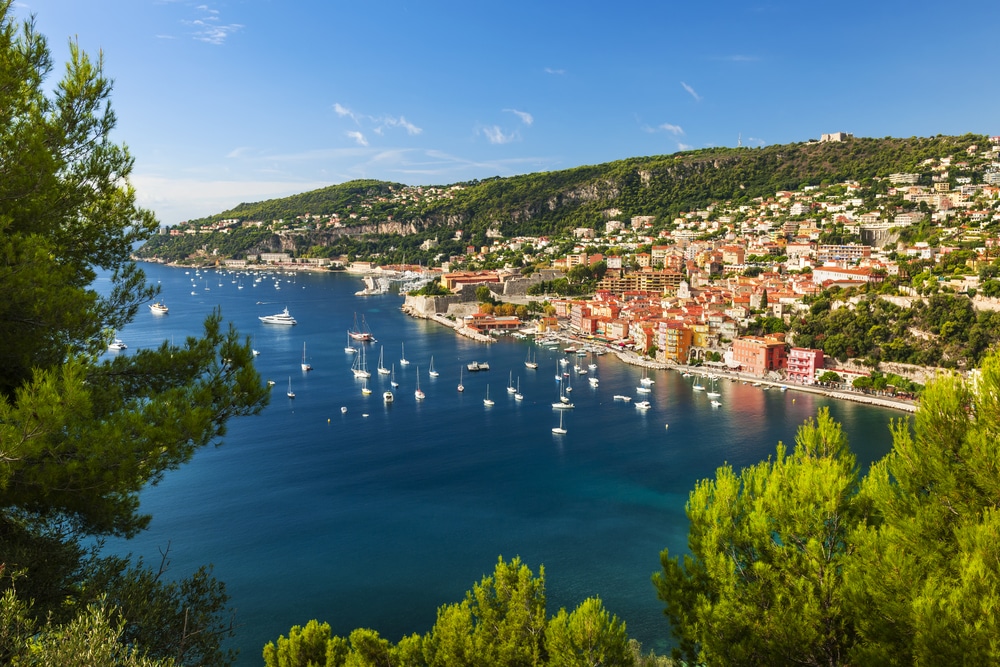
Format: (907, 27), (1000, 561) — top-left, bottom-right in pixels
(16, 0), (1000, 225)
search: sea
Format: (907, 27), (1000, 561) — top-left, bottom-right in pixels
(102, 263), (900, 664)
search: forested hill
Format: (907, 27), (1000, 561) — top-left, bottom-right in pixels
(139, 134), (986, 262)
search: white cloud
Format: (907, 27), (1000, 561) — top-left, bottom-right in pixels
(382, 115), (422, 135)
(544, 67), (566, 75)
(333, 103), (358, 121)
(482, 126), (517, 145)
(504, 108), (534, 126)
(677, 142), (694, 151)
(681, 81), (702, 102)
(184, 5), (242, 45)
(347, 131), (368, 147)
(659, 123), (684, 136)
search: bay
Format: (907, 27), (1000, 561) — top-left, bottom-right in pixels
(106, 263), (899, 663)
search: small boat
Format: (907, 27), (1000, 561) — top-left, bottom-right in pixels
(400, 343), (410, 366)
(710, 400), (722, 407)
(361, 380), (372, 395)
(635, 400), (651, 410)
(706, 378), (721, 398)
(267, 379), (276, 387)
(552, 411), (567, 435)
(589, 377), (599, 387)
(286, 377), (295, 399)
(377, 346), (391, 375)
(525, 348), (539, 369)
(345, 334), (357, 354)
(149, 301), (169, 314)
(301, 342), (312, 371)
(390, 364), (399, 388)
(637, 385), (651, 394)
(457, 366), (464, 392)
(428, 356), (439, 378)
(640, 368), (655, 386)
(507, 371), (516, 394)
(341, 406), (348, 413)
(383, 390), (394, 403)
(467, 361), (489, 372)
(514, 377), (523, 402)
(483, 385), (494, 407)
(259, 307), (297, 325)
(108, 338), (127, 351)
(415, 366), (425, 401)
(613, 394), (632, 402)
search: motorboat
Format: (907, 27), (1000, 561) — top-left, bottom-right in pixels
(259, 307), (297, 325)
(108, 338), (127, 351)
(149, 301), (169, 314)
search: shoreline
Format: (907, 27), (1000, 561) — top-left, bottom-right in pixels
(401, 302), (918, 414)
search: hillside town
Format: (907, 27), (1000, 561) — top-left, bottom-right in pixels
(399, 136), (1000, 389)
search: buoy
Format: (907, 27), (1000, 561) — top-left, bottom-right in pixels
(665, 424), (669, 430)
(327, 418), (331, 423)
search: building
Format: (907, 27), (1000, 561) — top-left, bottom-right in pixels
(441, 271), (501, 291)
(786, 347), (824, 384)
(731, 334), (788, 376)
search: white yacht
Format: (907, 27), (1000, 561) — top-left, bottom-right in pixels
(108, 338), (127, 351)
(149, 301), (169, 314)
(259, 307), (297, 325)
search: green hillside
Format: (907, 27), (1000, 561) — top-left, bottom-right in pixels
(137, 134), (987, 264)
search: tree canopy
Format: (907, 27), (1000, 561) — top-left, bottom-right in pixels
(655, 351), (1000, 665)
(0, 3), (269, 663)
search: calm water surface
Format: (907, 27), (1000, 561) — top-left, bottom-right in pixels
(106, 264), (901, 663)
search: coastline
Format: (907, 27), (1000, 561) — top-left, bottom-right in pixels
(400, 301), (918, 414)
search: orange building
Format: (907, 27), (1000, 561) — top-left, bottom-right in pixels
(731, 334), (788, 376)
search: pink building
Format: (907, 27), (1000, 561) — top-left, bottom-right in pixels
(731, 334), (788, 376)
(787, 347), (824, 384)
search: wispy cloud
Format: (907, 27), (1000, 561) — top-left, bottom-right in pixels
(482, 125), (518, 145)
(347, 131), (369, 147)
(544, 67), (566, 75)
(504, 109), (534, 126)
(746, 136), (767, 147)
(185, 4), (243, 45)
(660, 123), (684, 136)
(333, 103), (422, 142)
(677, 142), (694, 151)
(681, 81), (702, 102)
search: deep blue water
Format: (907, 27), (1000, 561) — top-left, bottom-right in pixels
(104, 264), (900, 664)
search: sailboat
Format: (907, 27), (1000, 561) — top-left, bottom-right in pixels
(301, 342), (312, 371)
(554, 360), (562, 381)
(428, 356), (439, 378)
(507, 371), (516, 394)
(640, 367), (655, 386)
(390, 364), (399, 388)
(524, 347), (538, 369)
(706, 377), (721, 398)
(361, 379), (372, 395)
(483, 385), (494, 407)
(345, 334), (357, 354)
(414, 366), (425, 400)
(552, 381), (574, 409)
(352, 346), (371, 378)
(348, 312), (373, 341)
(552, 410), (567, 434)
(457, 366), (464, 392)
(514, 377), (523, 401)
(692, 375), (706, 391)
(399, 342), (410, 366)
(286, 377), (295, 399)
(377, 346), (391, 375)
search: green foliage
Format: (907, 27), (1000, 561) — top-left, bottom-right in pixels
(0, 5), (269, 663)
(265, 557), (657, 667)
(545, 597), (634, 667)
(654, 409), (860, 665)
(657, 352), (1000, 664)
